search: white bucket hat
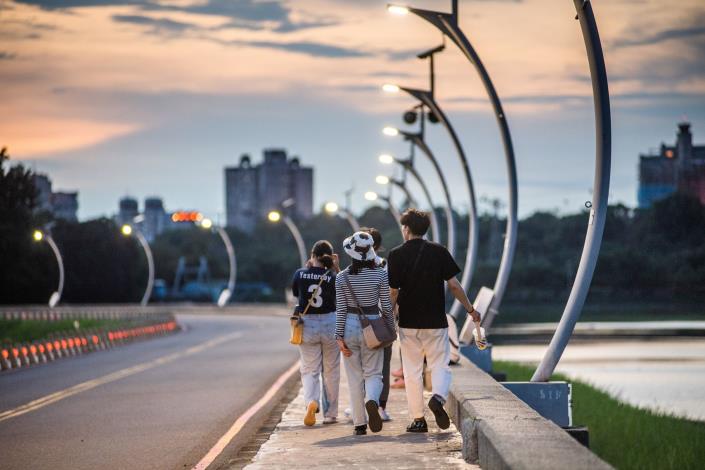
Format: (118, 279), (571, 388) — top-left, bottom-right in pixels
(343, 231), (377, 261)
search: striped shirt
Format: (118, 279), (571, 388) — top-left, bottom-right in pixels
(335, 266), (394, 339)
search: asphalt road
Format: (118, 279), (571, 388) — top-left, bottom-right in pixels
(0, 309), (298, 470)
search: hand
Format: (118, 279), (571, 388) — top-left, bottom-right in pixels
(337, 339), (352, 357)
(469, 308), (481, 323)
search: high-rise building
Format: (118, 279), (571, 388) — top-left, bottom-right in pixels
(32, 173), (79, 221)
(638, 122), (705, 208)
(117, 196), (139, 226)
(143, 197), (166, 242)
(225, 149), (313, 233)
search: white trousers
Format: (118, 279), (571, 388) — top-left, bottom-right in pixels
(399, 327), (451, 420)
(298, 312), (340, 418)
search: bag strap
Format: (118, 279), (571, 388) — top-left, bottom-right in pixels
(342, 270), (366, 318)
(300, 270), (329, 317)
(402, 241), (426, 294)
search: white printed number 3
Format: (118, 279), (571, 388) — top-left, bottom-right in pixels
(307, 285), (323, 308)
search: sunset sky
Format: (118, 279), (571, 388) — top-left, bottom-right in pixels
(2, 0), (704, 221)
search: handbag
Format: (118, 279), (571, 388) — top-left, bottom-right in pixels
(343, 271), (396, 349)
(290, 270), (329, 345)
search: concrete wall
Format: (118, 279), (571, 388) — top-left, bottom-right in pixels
(447, 356), (613, 470)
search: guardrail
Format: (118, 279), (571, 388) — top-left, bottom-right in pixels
(0, 308), (180, 373)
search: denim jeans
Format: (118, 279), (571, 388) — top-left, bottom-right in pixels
(342, 314), (383, 426)
(298, 312), (340, 418)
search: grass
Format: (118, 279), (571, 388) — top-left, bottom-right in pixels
(0, 318), (126, 344)
(494, 360), (705, 470)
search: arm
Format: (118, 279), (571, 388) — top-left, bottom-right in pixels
(447, 277), (480, 322)
(334, 275), (352, 356)
(390, 288), (399, 313)
(379, 270), (395, 331)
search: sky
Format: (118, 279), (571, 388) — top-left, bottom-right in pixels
(2, 0), (705, 222)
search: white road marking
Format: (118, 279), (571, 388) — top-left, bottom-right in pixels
(192, 360), (300, 470)
(0, 330), (244, 423)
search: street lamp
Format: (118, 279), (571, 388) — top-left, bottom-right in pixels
(379, 153), (441, 244)
(268, 210), (306, 268)
(33, 229), (64, 308)
(199, 218), (237, 308)
(531, 0), (611, 382)
(325, 202), (361, 232)
(364, 190), (404, 239)
(121, 224), (154, 306)
(387, 1), (519, 329)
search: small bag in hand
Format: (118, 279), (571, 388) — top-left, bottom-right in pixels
(290, 270), (329, 345)
(343, 271), (396, 349)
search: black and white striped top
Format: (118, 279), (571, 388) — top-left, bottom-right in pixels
(335, 266), (394, 339)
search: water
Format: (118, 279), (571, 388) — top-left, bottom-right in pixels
(493, 339), (705, 422)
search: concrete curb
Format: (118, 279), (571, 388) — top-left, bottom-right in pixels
(447, 355), (613, 469)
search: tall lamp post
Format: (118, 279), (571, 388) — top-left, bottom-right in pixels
(364, 190), (404, 239)
(33, 229), (64, 308)
(268, 210), (306, 268)
(532, 0), (611, 382)
(199, 218), (237, 307)
(387, 1), (519, 330)
(121, 224), (154, 306)
(324, 202), (361, 233)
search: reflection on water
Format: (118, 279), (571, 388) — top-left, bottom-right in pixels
(493, 339), (705, 421)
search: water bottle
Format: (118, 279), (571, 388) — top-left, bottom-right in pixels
(473, 323), (487, 350)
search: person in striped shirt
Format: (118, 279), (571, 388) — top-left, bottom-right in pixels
(335, 231), (394, 435)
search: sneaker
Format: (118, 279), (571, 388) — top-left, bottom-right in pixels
(428, 395), (450, 430)
(354, 424), (367, 435)
(378, 407), (391, 422)
(365, 400), (383, 433)
(406, 418), (428, 433)
(343, 407), (352, 417)
(391, 368), (404, 378)
(304, 401), (318, 427)
(322, 416), (337, 425)
(390, 378), (406, 389)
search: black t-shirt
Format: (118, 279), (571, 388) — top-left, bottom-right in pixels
(291, 267), (336, 314)
(388, 239), (461, 329)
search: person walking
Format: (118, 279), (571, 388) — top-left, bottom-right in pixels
(388, 209), (481, 433)
(291, 240), (341, 427)
(335, 231), (394, 435)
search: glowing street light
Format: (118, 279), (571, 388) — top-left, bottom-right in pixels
(268, 211), (282, 222)
(387, 4), (410, 15)
(375, 175), (390, 185)
(382, 126), (399, 137)
(379, 153), (395, 165)
(33, 229), (64, 308)
(198, 218), (237, 307)
(122, 224), (154, 306)
(325, 201), (360, 232)
(382, 83), (400, 93)
(268, 209), (306, 267)
(324, 202), (339, 213)
(364, 191), (379, 201)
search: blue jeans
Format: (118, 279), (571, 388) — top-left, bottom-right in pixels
(342, 314), (383, 426)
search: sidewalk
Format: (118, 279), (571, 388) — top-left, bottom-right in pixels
(243, 353), (478, 469)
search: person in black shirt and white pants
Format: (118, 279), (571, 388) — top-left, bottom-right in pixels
(388, 209), (481, 433)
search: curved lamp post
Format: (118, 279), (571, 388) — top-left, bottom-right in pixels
(268, 210), (306, 268)
(33, 229), (64, 308)
(387, 1), (519, 330)
(379, 153), (443, 245)
(199, 218), (237, 307)
(531, 0), (611, 382)
(364, 190), (404, 238)
(121, 224), (154, 306)
(324, 202), (361, 232)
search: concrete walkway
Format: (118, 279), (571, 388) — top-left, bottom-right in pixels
(243, 353), (478, 469)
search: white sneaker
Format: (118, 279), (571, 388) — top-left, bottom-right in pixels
(379, 407), (391, 422)
(344, 407), (352, 417)
(323, 416), (337, 424)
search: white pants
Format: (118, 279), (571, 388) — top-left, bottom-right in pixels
(399, 327), (451, 419)
(342, 314), (384, 427)
(298, 312), (340, 418)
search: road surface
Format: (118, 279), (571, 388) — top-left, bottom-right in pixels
(0, 309), (297, 470)
(494, 338), (705, 421)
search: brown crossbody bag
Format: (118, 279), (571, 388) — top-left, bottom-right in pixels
(343, 270), (396, 349)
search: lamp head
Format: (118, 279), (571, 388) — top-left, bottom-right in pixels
(324, 202), (339, 214)
(364, 191), (379, 201)
(383, 126), (399, 137)
(382, 83), (400, 93)
(33, 230), (43, 242)
(200, 218), (213, 229)
(379, 154), (395, 165)
(376, 175), (390, 185)
(268, 211), (282, 222)
(121, 225), (133, 236)
(387, 4), (410, 15)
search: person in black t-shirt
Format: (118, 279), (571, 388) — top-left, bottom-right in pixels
(291, 240), (341, 427)
(388, 209), (481, 433)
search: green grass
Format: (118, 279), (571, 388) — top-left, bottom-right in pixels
(0, 318), (126, 344)
(495, 360), (705, 470)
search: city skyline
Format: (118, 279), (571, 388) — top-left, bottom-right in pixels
(2, 0), (705, 221)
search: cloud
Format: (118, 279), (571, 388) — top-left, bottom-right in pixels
(614, 24), (705, 48)
(112, 14), (195, 33)
(224, 39), (370, 58)
(0, 52), (17, 60)
(13, 0), (148, 8)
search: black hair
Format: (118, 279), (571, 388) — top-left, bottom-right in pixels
(311, 240), (335, 270)
(360, 226), (382, 250)
(400, 208), (430, 236)
(349, 259), (377, 275)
